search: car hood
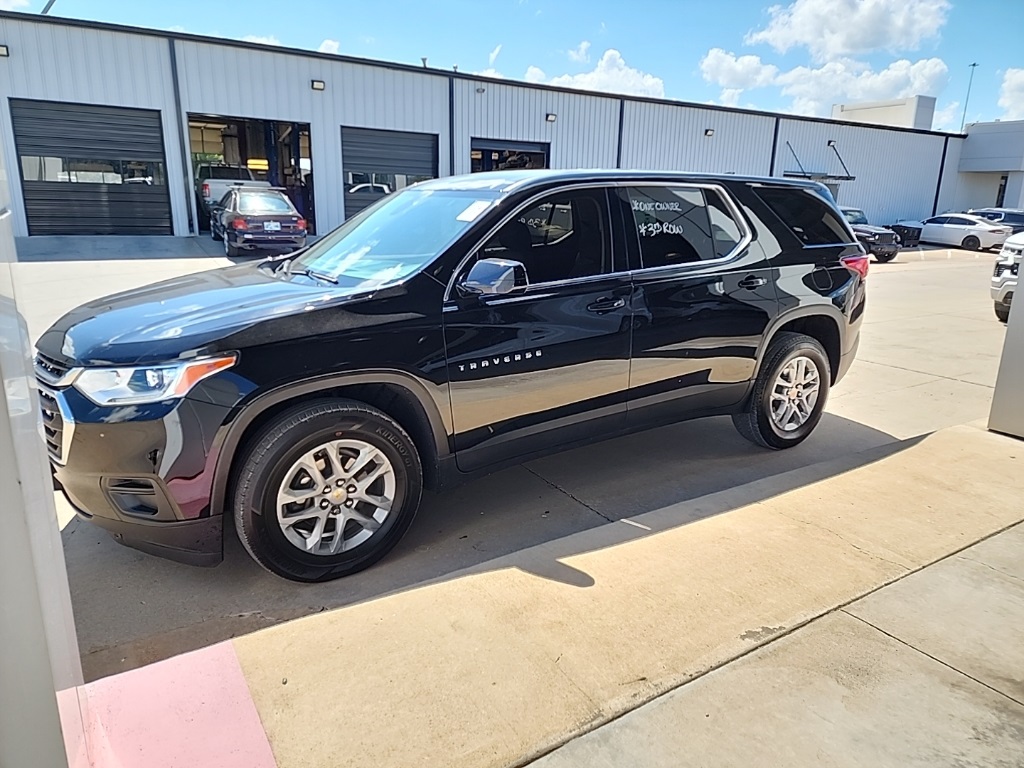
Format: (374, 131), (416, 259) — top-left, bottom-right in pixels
(37, 261), (387, 366)
(850, 224), (892, 235)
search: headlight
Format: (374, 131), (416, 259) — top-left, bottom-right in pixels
(864, 233), (878, 240)
(73, 354), (237, 406)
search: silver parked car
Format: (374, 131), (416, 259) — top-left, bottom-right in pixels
(992, 232), (1021, 322)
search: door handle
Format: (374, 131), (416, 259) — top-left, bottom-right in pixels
(738, 275), (767, 290)
(586, 297), (626, 313)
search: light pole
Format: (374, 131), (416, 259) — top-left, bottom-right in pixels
(960, 62), (978, 132)
(41, 0), (58, 13)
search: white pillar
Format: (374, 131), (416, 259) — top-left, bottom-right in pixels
(0, 158), (83, 764)
(989, 283), (1024, 439)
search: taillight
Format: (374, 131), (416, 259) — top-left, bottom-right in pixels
(841, 254), (870, 280)
(296, 218), (307, 231)
(230, 219), (248, 231)
(202, 182), (210, 198)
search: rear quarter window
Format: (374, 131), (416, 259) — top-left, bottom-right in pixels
(755, 187), (853, 246)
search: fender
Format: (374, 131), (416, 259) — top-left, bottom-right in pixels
(205, 369), (452, 519)
(752, 303), (846, 381)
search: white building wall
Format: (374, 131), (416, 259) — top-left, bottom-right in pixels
(175, 40), (450, 233)
(946, 172), (1006, 212)
(0, 18), (188, 237)
(778, 118), (948, 224)
(451, 79), (619, 174)
(959, 120), (1024, 173)
(830, 96), (935, 130)
(620, 102), (774, 174)
(935, 136), (965, 215)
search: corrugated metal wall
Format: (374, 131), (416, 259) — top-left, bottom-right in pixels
(451, 79), (619, 174)
(777, 119), (949, 224)
(174, 40), (449, 231)
(0, 17), (187, 236)
(620, 102), (775, 174)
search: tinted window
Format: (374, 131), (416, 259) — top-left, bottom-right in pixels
(706, 190), (743, 257)
(925, 216), (949, 225)
(480, 189), (610, 283)
(842, 208), (869, 225)
(626, 187), (712, 267)
(216, 191), (233, 209)
(1003, 213), (1024, 225)
(20, 156), (166, 185)
(755, 187), (852, 245)
(975, 211), (1002, 221)
(200, 166), (251, 181)
(238, 192), (295, 214)
(946, 217), (974, 226)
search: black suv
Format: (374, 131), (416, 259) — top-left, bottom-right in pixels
(36, 171), (866, 582)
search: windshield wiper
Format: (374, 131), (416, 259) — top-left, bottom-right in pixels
(292, 267), (339, 285)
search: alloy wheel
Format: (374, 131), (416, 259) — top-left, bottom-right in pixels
(769, 355), (820, 432)
(275, 439), (396, 555)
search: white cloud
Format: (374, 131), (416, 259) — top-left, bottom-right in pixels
(242, 34), (282, 46)
(318, 39), (340, 54)
(998, 68), (1024, 120)
(0, 0), (29, 9)
(700, 46), (948, 116)
(700, 48), (778, 90)
(931, 100), (960, 131)
(535, 49), (664, 98)
(488, 44), (502, 67)
(746, 0), (951, 63)
(776, 57), (949, 115)
(474, 68), (505, 79)
(568, 40), (591, 63)
(525, 66), (547, 83)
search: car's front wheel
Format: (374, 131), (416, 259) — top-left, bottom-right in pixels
(874, 252), (896, 263)
(233, 399), (423, 582)
(995, 302), (1010, 323)
(733, 332), (831, 450)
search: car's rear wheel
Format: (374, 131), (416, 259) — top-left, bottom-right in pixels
(224, 235), (240, 258)
(995, 302), (1010, 323)
(733, 332), (830, 450)
(961, 235), (981, 251)
(233, 399), (423, 582)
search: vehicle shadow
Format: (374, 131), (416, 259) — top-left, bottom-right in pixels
(64, 412), (910, 681)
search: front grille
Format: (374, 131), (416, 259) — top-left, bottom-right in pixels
(38, 386), (66, 463)
(34, 353), (74, 386)
(877, 232), (896, 244)
(994, 262), (1020, 278)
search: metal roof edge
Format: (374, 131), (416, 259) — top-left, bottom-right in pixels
(0, 10), (967, 140)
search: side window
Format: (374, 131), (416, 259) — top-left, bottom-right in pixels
(947, 216), (973, 226)
(216, 191), (233, 210)
(924, 216), (949, 225)
(626, 186), (729, 267)
(479, 189), (611, 284)
(755, 187), (853, 245)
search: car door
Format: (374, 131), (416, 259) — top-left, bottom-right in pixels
(921, 216), (951, 244)
(944, 215), (978, 245)
(615, 183), (779, 424)
(443, 187), (632, 472)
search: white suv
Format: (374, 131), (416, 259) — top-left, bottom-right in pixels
(992, 232), (1022, 322)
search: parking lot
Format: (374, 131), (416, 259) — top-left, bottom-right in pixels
(10, 243), (1006, 681)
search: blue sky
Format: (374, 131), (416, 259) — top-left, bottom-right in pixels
(9, 0), (1024, 129)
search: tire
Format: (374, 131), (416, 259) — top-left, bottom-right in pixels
(995, 303), (1010, 323)
(961, 235), (981, 251)
(225, 235), (240, 258)
(733, 332), (831, 450)
(874, 252), (896, 263)
(233, 399), (423, 582)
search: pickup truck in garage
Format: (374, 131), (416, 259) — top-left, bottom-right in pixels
(194, 163), (270, 223)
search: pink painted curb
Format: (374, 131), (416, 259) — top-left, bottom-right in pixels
(59, 641), (276, 768)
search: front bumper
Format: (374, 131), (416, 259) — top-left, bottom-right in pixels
(866, 244), (899, 256)
(42, 382), (229, 566)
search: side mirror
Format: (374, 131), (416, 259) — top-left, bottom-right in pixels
(459, 258), (527, 297)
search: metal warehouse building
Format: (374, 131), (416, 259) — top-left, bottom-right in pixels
(0, 10), (1021, 240)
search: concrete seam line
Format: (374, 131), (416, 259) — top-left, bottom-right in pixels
(955, 555), (1024, 586)
(856, 360), (996, 389)
(840, 609), (1024, 709)
(522, 466), (614, 523)
(509, 517), (1024, 768)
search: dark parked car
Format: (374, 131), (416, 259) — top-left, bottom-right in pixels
(969, 208), (1024, 235)
(36, 170), (866, 582)
(840, 207), (900, 262)
(211, 186), (307, 257)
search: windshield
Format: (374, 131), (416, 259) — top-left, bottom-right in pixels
(843, 209), (869, 225)
(239, 193), (294, 214)
(291, 188), (498, 285)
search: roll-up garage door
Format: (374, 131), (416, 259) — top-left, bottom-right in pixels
(341, 126), (438, 218)
(11, 99), (173, 235)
